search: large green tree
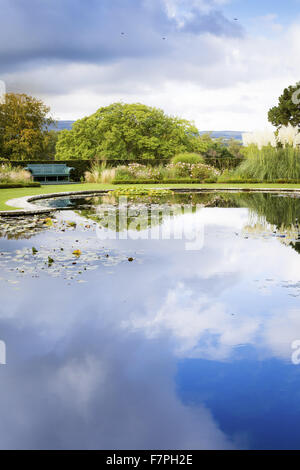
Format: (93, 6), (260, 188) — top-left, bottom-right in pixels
(0, 93), (55, 160)
(268, 82), (300, 129)
(56, 102), (211, 161)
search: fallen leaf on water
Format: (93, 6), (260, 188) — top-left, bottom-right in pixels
(67, 221), (77, 228)
(72, 249), (82, 257)
(44, 218), (53, 227)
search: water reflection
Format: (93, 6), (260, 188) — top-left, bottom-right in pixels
(1, 191), (300, 449)
(32, 191), (300, 240)
(0, 215), (50, 240)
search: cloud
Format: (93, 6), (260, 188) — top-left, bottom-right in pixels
(0, 300), (234, 449)
(1, 198), (300, 447)
(0, 0), (241, 73)
(163, 0), (240, 35)
(0, 0), (299, 129)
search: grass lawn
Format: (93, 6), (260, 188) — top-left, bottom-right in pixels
(1, 182), (300, 211)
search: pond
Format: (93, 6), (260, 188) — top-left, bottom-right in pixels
(1, 190), (300, 449)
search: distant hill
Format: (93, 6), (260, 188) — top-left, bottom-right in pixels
(50, 121), (245, 141)
(200, 131), (244, 141)
(49, 120), (75, 131)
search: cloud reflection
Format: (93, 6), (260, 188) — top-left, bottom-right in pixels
(1, 204), (300, 448)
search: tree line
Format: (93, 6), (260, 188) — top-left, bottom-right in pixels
(0, 82), (298, 162)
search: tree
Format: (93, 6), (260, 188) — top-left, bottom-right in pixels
(39, 130), (59, 160)
(227, 138), (243, 158)
(0, 93), (55, 160)
(268, 82), (300, 129)
(56, 102), (212, 161)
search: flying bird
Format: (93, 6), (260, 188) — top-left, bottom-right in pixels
(234, 18), (238, 21)
(162, 37), (166, 40)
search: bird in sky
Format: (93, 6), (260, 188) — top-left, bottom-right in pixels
(234, 18), (238, 21)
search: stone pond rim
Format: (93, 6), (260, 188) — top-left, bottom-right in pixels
(1, 187), (300, 217)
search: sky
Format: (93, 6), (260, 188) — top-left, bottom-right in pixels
(0, 0), (300, 131)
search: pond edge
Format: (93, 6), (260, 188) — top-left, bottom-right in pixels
(1, 187), (300, 217)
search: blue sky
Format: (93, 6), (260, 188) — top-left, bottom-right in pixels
(0, 0), (299, 130)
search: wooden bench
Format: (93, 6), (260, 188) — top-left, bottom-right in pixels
(25, 164), (74, 183)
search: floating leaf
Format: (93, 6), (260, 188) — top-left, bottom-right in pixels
(44, 218), (53, 227)
(72, 249), (82, 257)
(67, 221), (77, 228)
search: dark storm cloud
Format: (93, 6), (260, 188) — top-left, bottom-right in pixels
(0, 0), (243, 73)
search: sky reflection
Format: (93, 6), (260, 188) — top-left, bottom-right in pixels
(1, 193), (300, 449)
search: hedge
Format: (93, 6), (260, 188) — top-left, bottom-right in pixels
(1, 157), (243, 181)
(113, 179), (210, 185)
(217, 178), (300, 184)
(0, 159), (169, 181)
(0, 182), (41, 189)
(204, 157), (243, 170)
(217, 178), (264, 184)
(0, 160), (91, 182)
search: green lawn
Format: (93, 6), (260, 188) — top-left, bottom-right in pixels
(1, 182), (300, 211)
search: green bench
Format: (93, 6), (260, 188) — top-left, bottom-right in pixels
(25, 164), (74, 183)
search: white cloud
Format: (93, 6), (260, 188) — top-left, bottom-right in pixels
(1, 2), (300, 130)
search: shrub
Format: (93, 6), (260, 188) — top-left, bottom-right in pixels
(101, 169), (116, 183)
(166, 162), (191, 178)
(85, 166), (101, 183)
(190, 163), (218, 180)
(115, 163), (165, 181)
(113, 166), (133, 181)
(172, 152), (204, 165)
(112, 179), (207, 184)
(233, 146), (300, 181)
(242, 124), (300, 149)
(108, 162), (220, 183)
(166, 162), (220, 181)
(0, 163), (33, 184)
(217, 170), (263, 183)
(84, 161), (116, 183)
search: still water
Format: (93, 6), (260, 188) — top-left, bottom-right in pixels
(1, 191), (300, 449)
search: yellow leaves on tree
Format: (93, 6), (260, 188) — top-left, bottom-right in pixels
(0, 93), (55, 160)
